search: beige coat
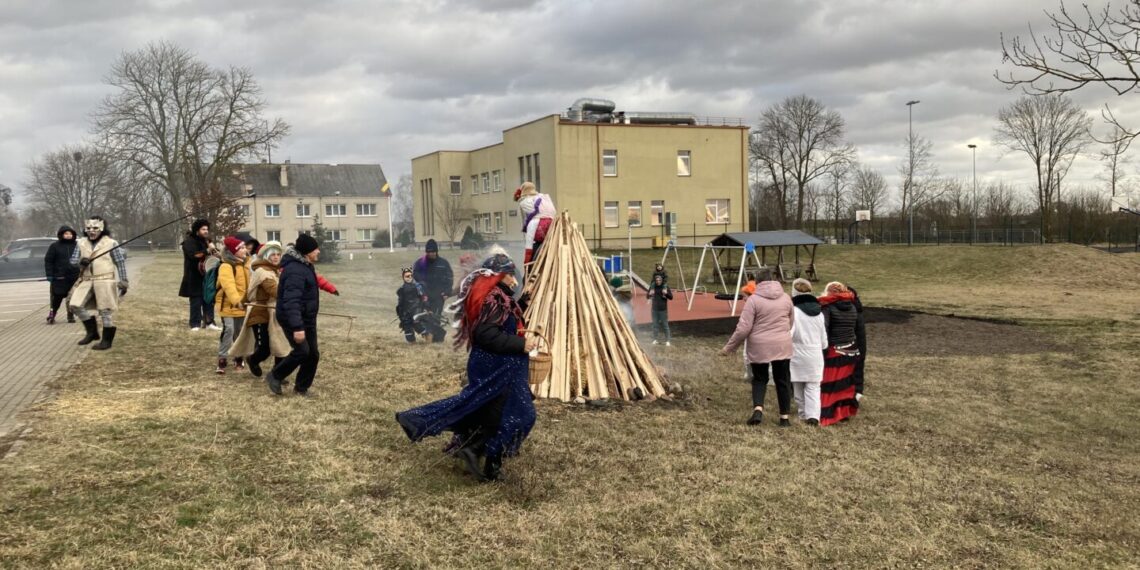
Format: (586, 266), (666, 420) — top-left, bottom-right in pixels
(70, 236), (121, 311)
(228, 263), (290, 359)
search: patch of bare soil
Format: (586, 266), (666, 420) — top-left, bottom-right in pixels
(656, 307), (1062, 357)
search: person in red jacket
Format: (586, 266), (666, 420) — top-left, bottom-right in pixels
(316, 273), (339, 296)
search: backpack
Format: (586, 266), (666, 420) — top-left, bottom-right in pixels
(202, 257), (221, 305)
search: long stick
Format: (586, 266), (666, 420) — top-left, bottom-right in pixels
(88, 192), (257, 262)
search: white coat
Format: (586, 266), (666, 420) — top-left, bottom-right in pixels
(789, 294), (828, 384)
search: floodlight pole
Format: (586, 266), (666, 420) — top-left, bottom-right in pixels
(968, 144), (977, 245)
(906, 100), (920, 246)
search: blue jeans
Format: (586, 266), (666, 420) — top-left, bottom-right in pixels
(651, 309), (670, 342)
(189, 296), (215, 328)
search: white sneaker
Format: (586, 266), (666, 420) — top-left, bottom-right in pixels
(652, 340), (659, 345)
(190, 327), (201, 332)
(855, 393), (865, 402)
(206, 324), (222, 331)
(666, 341), (672, 346)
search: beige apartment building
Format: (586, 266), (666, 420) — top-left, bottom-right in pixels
(412, 100), (749, 249)
(225, 162), (392, 248)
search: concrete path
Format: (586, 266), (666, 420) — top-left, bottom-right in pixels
(0, 256), (151, 439)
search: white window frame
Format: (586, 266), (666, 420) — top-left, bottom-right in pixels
(493, 170), (502, 192)
(266, 230), (281, 242)
(627, 201), (643, 227)
(450, 175), (462, 196)
(265, 204), (280, 218)
(236, 204), (251, 217)
(325, 203), (347, 217)
(328, 229), (345, 242)
(651, 200), (665, 226)
(356, 203), (377, 216)
(602, 149), (618, 177)
(482, 172), (490, 194)
(677, 150), (691, 177)
(494, 211), (503, 233)
(604, 201), (619, 228)
(357, 228), (375, 242)
(705, 199), (731, 225)
(296, 203), (311, 218)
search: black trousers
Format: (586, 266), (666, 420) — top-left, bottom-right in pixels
(426, 295), (446, 343)
(49, 291), (73, 315)
(751, 359), (792, 415)
(271, 326), (320, 393)
(248, 324), (283, 369)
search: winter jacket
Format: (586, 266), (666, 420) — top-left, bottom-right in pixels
(850, 286), (867, 354)
(740, 279), (757, 296)
(413, 255), (454, 298)
(722, 281), (794, 364)
(276, 248), (319, 332)
(246, 258), (279, 326)
(647, 282), (674, 312)
(179, 234), (211, 298)
(790, 294), (828, 383)
(822, 297), (859, 347)
(652, 268), (668, 284)
(44, 226), (80, 294)
(396, 281), (427, 322)
(317, 274), (339, 295)
(215, 252), (251, 318)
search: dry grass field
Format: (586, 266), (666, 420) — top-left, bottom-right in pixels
(1, 243), (1139, 568)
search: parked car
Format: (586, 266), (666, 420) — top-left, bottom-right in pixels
(2, 237), (54, 256)
(0, 244), (51, 282)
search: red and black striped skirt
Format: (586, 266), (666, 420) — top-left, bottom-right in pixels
(820, 344), (860, 426)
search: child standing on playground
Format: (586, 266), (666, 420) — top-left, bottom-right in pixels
(648, 273), (674, 346)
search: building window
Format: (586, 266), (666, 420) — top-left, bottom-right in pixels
(236, 204), (251, 217)
(518, 157), (525, 184)
(266, 230), (281, 242)
(325, 204), (347, 217)
(677, 150), (691, 176)
(628, 201), (643, 227)
(482, 172), (490, 194)
(494, 211), (503, 233)
(296, 203), (311, 218)
(356, 203), (377, 216)
(357, 228), (375, 242)
(328, 229), (344, 242)
(449, 176), (462, 195)
(534, 153), (541, 190)
(604, 201), (619, 228)
(420, 178), (435, 235)
(603, 149), (618, 177)
(470, 175), (478, 195)
(705, 199), (731, 224)
(651, 200), (665, 226)
(526, 155), (533, 183)
(265, 204), (280, 218)
(480, 213), (491, 233)
(493, 170), (502, 192)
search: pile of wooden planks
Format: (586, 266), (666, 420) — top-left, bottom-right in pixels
(523, 212), (668, 402)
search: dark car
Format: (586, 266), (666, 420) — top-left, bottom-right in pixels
(0, 244), (51, 282)
(2, 237), (55, 256)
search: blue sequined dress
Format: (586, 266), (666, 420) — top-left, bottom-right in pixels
(395, 314), (536, 458)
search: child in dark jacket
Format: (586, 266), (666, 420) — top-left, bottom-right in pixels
(647, 274), (674, 346)
(396, 267), (430, 342)
(652, 263), (668, 285)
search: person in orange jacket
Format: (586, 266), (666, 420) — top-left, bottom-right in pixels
(316, 273), (339, 296)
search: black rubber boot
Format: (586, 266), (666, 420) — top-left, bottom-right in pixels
(77, 318), (100, 345)
(91, 327), (116, 351)
(482, 454), (502, 482)
(66, 309), (75, 323)
(266, 372), (282, 395)
(247, 359), (263, 378)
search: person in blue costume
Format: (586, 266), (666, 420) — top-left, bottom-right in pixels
(395, 252), (539, 482)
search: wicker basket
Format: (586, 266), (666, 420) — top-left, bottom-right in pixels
(523, 329), (552, 386)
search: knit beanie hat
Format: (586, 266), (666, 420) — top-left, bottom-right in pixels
(259, 240), (283, 260)
(481, 252), (516, 275)
(295, 233), (319, 255)
(425, 239), (439, 253)
(223, 235), (243, 255)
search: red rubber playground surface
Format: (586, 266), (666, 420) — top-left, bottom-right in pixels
(629, 289), (743, 325)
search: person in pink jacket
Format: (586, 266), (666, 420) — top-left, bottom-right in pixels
(719, 268), (795, 427)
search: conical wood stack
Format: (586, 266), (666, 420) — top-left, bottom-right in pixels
(523, 212), (668, 402)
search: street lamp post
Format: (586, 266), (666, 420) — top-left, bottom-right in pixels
(968, 144), (977, 245)
(334, 190), (341, 245)
(906, 100), (920, 245)
(387, 191), (395, 253)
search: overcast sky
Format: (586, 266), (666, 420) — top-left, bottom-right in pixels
(2, 0), (1137, 210)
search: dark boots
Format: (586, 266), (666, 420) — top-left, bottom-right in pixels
(66, 309), (75, 323)
(77, 318), (100, 345)
(91, 327), (117, 351)
(46, 310), (56, 325)
(483, 454), (502, 482)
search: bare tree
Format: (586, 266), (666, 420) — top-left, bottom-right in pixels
(433, 195), (467, 246)
(1099, 122), (1132, 197)
(994, 94), (1093, 241)
(751, 95), (854, 229)
(983, 181), (1026, 225)
(898, 132), (942, 231)
(822, 165), (851, 240)
(392, 173), (415, 231)
(23, 145), (124, 229)
(850, 166), (889, 219)
(93, 41), (289, 221)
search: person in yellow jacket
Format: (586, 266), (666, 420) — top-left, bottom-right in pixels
(229, 241), (291, 377)
(215, 235), (250, 374)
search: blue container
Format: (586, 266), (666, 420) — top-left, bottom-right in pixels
(612, 255), (623, 273)
(602, 258), (613, 273)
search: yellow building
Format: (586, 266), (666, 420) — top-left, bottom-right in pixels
(412, 100), (749, 249)
(225, 162), (391, 249)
